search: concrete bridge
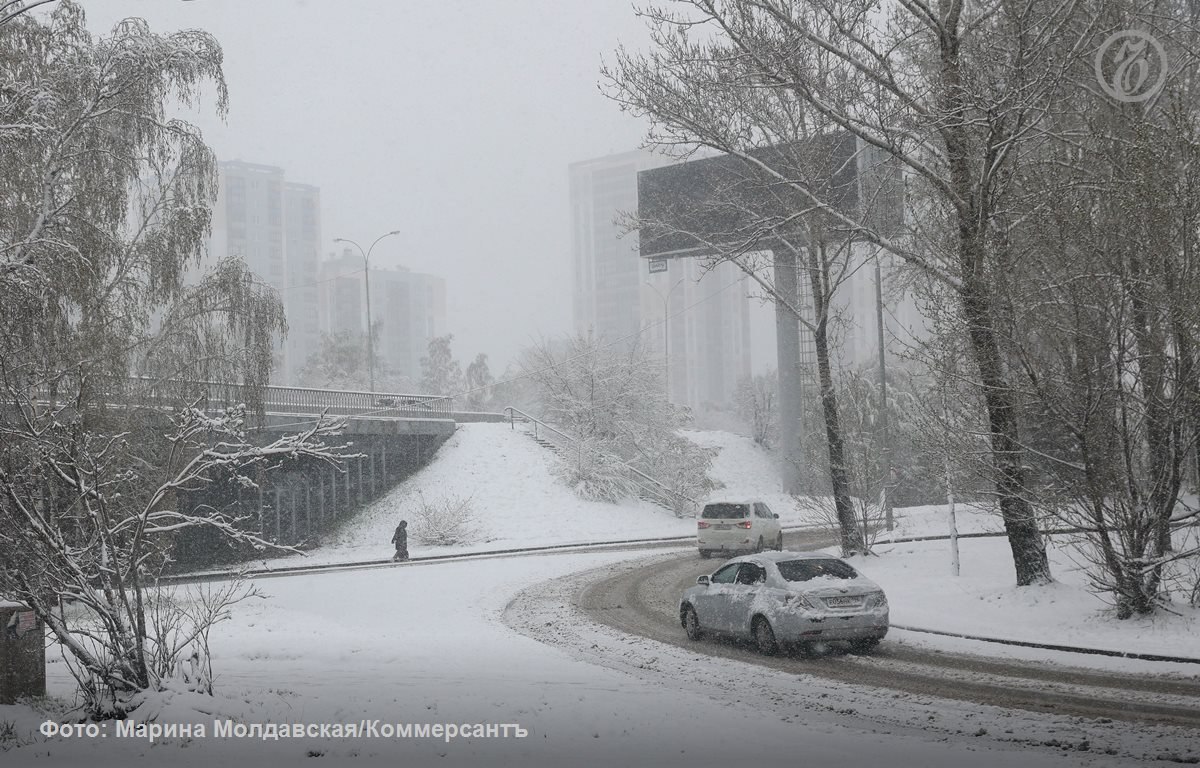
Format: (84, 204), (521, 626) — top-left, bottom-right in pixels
(22, 378), (504, 567)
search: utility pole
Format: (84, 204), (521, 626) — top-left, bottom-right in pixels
(645, 277), (684, 401)
(875, 253), (893, 531)
(333, 230), (401, 392)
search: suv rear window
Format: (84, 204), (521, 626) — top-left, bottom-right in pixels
(777, 559), (858, 582)
(701, 503), (749, 519)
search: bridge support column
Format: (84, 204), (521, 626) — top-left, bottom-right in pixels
(357, 456), (364, 506)
(369, 442), (377, 499)
(318, 471), (326, 526)
(775, 247), (805, 495)
(289, 486), (298, 544)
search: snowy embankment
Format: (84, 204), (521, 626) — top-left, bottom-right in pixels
(277, 423), (697, 567)
(683, 429), (806, 523)
(855, 526), (1200, 665)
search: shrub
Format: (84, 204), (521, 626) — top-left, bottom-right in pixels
(410, 493), (479, 546)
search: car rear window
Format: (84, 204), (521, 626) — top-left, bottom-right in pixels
(776, 559), (859, 582)
(701, 503), (749, 519)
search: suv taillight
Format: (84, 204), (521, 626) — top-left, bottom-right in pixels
(737, 521), (752, 529)
(697, 521), (709, 529)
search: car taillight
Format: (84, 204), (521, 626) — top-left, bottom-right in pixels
(697, 521), (709, 529)
(737, 521), (752, 529)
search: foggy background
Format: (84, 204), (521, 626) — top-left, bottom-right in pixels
(80, 0), (654, 370)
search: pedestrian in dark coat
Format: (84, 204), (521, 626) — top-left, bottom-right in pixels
(391, 520), (409, 561)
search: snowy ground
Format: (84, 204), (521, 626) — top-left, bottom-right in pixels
(7, 548), (1192, 767)
(260, 423), (698, 568)
(4, 428), (1198, 764)
(684, 428), (808, 523)
(854, 533), (1200, 668)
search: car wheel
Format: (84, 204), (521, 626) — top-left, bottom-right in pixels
(699, 549), (712, 559)
(848, 638), (881, 654)
(775, 532), (784, 551)
(755, 536), (764, 553)
(683, 606), (703, 641)
(752, 616), (778, 656)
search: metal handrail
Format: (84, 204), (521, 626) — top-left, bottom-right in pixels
(503, 406), (699, 514)
(28, 376), (456, 420)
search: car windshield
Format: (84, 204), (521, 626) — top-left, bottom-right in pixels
(777, 559), (859, 582)
(701, 503), (749, 519)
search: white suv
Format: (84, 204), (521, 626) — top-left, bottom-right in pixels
(696, 500), (782, 558)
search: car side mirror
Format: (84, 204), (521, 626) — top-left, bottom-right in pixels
(696, 575), (711, 586)
(773, 513), (779, 519)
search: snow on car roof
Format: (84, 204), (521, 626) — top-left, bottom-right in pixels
(742, 550), (842, 563)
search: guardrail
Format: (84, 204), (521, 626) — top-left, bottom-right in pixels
(503, 406), (699, 516)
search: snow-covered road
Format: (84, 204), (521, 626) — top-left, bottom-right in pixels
(15, 546), (1191, 767)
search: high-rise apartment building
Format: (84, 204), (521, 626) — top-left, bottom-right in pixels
(370, 266), (446, 382)
(570, 150), (753, 409)
(207, 161), (322, 384)
(316, 251), (447, 386)
(318, 249), (364, 338)
(282, 182), (321, 383)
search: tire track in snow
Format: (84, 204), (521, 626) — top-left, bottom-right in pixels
(503, 552), (1200, 765)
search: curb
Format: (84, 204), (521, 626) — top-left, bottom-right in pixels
(891, 624), (1200, 665)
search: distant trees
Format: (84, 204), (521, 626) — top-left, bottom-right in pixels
(297, 328), (413, 393)
(464, 353), (495, 411)
(419, 334), (465, 398)
(734, 371), (777, 449)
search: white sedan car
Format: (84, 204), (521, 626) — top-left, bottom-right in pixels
(678, 551), (889, 655)
(696, 500), (783, 558)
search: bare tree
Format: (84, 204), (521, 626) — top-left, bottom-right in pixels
(521, 334), (714, 515)
(604, 0), (1112, 583)
(735, 370), (777, 448)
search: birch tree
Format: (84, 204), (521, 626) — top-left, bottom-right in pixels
(0, 3), (352, 712)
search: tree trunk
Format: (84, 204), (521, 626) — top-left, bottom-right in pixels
(806, 243), (865, 555)
(938, 18), (1050, 586)
(958, 273), (1051, 585)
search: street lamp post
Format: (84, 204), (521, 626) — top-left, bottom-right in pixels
(333, 230), (401, 393)
(645, 278), (684, 401)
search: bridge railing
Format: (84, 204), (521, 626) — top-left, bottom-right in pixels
(26, 377), (455, 420)
(148, 379), (455, 419)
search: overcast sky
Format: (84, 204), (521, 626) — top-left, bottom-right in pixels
(80, 0), (653, 371)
